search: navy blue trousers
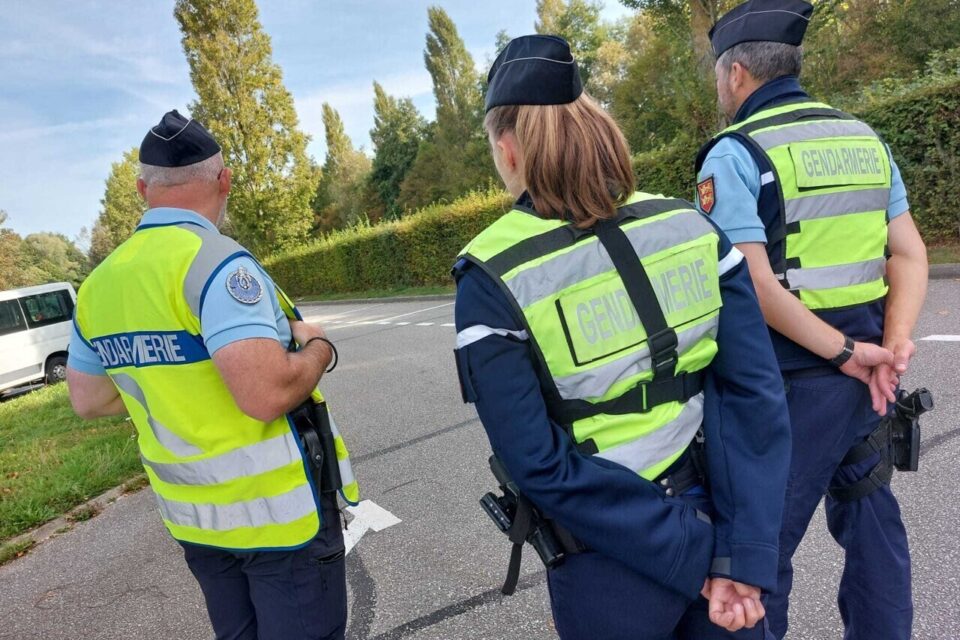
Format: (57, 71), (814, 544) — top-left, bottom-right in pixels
(547, 490), (773, 640)
(182, 495), (347, 640)
(767, 372), (912, 640)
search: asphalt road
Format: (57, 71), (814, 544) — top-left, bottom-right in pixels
(1, 279), (958, 640)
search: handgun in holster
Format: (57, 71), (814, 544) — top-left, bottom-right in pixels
(289, 399), (343, 495)
(829, 387), (932, 502)
(480, 455), (583, 595)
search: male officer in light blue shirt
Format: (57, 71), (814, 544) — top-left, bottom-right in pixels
(694, 2), (929, 639)
(67, 110), (347, 640)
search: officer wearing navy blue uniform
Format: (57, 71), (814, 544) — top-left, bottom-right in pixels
(455, 35), (791, 639)
(695, 3), (929, 638)
(67, 112), (347, 640)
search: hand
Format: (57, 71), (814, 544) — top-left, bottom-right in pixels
(703, 578), (765, 632)
(869, 363), (899, 415)
(289, 319), (326, 347)
(886, 337), (916, 376)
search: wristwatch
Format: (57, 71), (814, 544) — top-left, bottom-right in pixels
(830, 335), (855, 367)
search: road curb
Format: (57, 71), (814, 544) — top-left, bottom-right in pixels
(0, 479), (147, 565)
(930, 263), (960, 280)
(296, 293), (456, 307)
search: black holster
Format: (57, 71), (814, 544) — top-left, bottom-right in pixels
(480, 455), (584, 595)
(828, 388), (931, 503)
(289, 399), (343, 494)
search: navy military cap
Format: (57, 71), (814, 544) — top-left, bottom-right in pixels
(710, 0), (814, 57)
(485, 35), (583, 112)
(139, 110), (221, 167)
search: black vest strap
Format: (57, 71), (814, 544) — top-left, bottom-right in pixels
(555, 370), (704, 424)
(592, 219), (678, 381)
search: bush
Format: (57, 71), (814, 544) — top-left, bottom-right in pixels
(632, 77), (960, 243)
(264, 189), (513, 296)
(268, 77), (959, 297)
(858, 77), (960, 242)
(632, 139), (699, 202)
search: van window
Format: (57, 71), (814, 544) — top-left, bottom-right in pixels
(20, 290), (74, 329)
(0, 299), (27, 336)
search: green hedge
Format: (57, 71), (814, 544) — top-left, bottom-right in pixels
(633, 78), (960, 243)
(268, 78), (959, 297)
(858, 78), (960, 242)
(264, 190), (513, 297)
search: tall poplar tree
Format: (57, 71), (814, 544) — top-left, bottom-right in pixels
(314, 104), (372, 231)
(369, 82), (426, 217)
(398, 7), (495, 211)
(174, 0), (314, 256)
(89, 147), (146, 267)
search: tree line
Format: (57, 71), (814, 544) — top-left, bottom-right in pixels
(4, 0), (956, 290)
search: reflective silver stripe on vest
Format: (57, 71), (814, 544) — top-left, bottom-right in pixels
(141, 431), (302, 485)
(553, 320), (718, 400)
(111, 373), (203, 457)
(154, 482), (317, 531)
(750, 120), (876, 150)
(328, 413), (356, 488)
(505, 210), (713, 309)
(178, 224), (250, 318)
(786, 188), (890, 224)
(787, 257), (887, 291)
(595, 393), (704, 473)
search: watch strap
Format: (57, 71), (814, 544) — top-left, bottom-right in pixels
(830, 335), (855, 367)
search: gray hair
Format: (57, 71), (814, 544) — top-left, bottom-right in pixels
(717, 41), (803, 84)
(139, 152), (224, 188)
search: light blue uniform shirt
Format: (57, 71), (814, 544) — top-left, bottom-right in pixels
(697, 138), (911, 245)
(68, 208), (291, 376)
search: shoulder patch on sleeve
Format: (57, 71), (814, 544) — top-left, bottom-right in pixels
(697, 175), (716, 215)
(226, 266), (263, 304)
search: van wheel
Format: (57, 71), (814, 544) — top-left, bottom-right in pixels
(46, 356), (68, 385)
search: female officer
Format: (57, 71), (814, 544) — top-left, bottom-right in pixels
(453, 35), (790, 639)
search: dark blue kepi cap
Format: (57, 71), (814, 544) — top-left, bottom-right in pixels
(485, 35), (583, 112)
(710, 0), (814, 57)
(139, 110), (221, 167)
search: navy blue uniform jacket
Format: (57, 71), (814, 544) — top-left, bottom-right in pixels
(454, 214), (791, 599)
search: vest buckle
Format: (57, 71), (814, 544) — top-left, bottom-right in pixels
(648, 328), (679, 378)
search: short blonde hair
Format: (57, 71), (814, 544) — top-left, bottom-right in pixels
(484, 93), (635, 228)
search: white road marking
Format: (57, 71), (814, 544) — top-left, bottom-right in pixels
(375, 301), (455, 323)
(343, 500), (402, 555)
(305, 316), (456, 330)
(921, 335), (960, 342)
(320, 302), (388, 319)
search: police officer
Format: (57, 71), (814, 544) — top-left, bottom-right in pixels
(455, 35), (791, 638)
(66, 111), (359, 640)
(695, 2), (929, 638)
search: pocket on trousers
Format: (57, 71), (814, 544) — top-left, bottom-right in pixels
(294, 549), (347, 640)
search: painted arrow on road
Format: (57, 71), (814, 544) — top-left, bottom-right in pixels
(343, 500), (402, 555)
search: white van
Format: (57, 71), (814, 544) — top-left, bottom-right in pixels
(0, 282), (76, 395)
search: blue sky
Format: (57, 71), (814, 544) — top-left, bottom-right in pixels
(0, 1), (632, 242)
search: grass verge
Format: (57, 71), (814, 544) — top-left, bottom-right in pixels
(928, 242), (960, 265)
(0, 384), (141, 546)
(295, 284), (455, 304)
